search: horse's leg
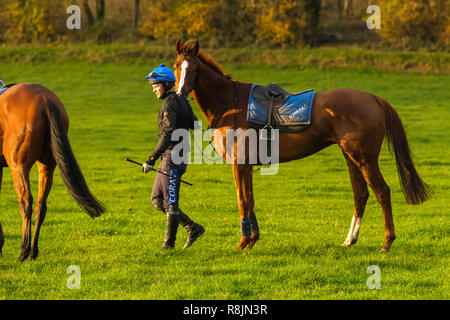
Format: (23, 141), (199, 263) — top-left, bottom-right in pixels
(361, 159), (395, 251)
(247, 170), (259, 249)
(341, 153), (369, 247)
(356, 156), (395, 251)
(10, 166), (33, 261)
(0, 167), (4, 255)
(232, 163), (256, 249)
(30, 161), (55, 260)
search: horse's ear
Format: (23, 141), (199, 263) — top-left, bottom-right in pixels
(192, 40), (199, 56)
(184, 39), (199, 55)
(176, 39), (182, 55)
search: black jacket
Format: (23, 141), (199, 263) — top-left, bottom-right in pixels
(149, 92), (197, 163)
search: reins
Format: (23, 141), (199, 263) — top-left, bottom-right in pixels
(188, 80), (240, 162)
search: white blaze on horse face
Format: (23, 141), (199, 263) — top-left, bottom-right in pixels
(342, 215), (362, 247)
(177, 60), (189, 95)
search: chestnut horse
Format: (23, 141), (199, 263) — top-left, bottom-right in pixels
(0, 83), (105, 261)
(173, 40), (431, 251)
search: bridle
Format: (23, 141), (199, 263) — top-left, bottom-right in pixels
(177, 54), (241, 161)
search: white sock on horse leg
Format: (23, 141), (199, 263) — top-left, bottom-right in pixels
(342, 215), (362, 246)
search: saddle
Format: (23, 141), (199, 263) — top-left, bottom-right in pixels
(0, 83), (17, 96)
(247, 83), (315, 134)
(251, 83), (298, 109)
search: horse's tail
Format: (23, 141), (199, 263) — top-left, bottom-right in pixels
(375, 96), (432, 204)
(46, 101), (105, 218)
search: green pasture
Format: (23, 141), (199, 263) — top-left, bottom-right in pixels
(0, 50), (449, 299)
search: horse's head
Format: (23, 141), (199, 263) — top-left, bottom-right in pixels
(174, 39), (200, 96)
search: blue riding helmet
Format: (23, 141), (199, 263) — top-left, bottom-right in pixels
(146, 63), (176, 84)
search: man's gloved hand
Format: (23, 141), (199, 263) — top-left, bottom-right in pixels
(142, 157), (156, 174)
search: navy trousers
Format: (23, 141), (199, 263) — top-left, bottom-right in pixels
(151, 152), (186, 214)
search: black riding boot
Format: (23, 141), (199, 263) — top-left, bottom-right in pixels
(160, 212), (180, 250)
(179, 210), (205, 249)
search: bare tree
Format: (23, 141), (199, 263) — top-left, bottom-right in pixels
(96, 0), (105, 21)
(303, 0), (322, 46)
(337, 0), (342, 21)
(83, 0), (95, 26)
(344, 0), (353, 16)
(134, 0), (140, 27)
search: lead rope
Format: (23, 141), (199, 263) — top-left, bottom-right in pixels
(189, 127), (222, 163)
(187, 96), (223, 161)
(187, 81), (241, 162)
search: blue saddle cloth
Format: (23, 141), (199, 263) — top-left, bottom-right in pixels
(0, 87), (8, 96)
(247, 84), (315, 132)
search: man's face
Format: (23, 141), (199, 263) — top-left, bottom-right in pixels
(151, 83), (164, 99)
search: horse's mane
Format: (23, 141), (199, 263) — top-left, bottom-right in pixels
(197, 50), (232, 80)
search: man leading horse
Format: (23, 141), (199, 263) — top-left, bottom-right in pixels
(143, 63), (205, 250)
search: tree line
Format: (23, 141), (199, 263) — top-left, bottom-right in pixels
(0, 0), (448, 50)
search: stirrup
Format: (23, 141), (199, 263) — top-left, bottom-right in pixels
(260, 125), (275, 141)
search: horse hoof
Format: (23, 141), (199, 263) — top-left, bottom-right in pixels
(341, 242), (351, 247)
(236, 242), (247, 250)
(341, 237), (357, 247)
(245, 241), (255, 249)
(18, 254), (29, 262)
(237, 237), (251, 250)
(245, 234), (260, 249)
(341, 240), (351, 247)
(30, 249), (39, 260)
(381, 236), (395, 252)
(18, 248), (31, 262)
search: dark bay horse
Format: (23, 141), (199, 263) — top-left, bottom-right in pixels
(173, 39), (431, 251)
(0, 83), (105, 261)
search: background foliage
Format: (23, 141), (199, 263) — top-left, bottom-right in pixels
(0, 0), (448, 50)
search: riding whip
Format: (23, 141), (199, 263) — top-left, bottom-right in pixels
(125, 158), (193, 186)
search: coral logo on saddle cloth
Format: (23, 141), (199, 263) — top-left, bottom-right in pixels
(247, 84), (315, 130)
(0, 87), (8, 96)
(167, 169), (178, 205)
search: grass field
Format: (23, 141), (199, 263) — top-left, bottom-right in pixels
(0, 49), (449, 300)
